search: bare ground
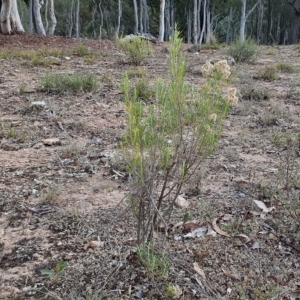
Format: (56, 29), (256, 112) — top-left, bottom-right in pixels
(0, 34), (300, 300)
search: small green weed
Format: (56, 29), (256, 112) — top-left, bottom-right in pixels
(19, 83), (26, 95)
(137, 244), (169, 277)
(74, 44), (91, 57)
(40, 185), (59, 204)
(277, 62), (295, 73)
(241, 88), (270, 101)
(41, 260), (67, 281)
(117, 36), (153, 65)
(227, 39), (257, 63)
(266, 49), (276, 55)
(40, 72), (98, 93)
(255, 66), (278, 81)
(164, 284), (182, 299)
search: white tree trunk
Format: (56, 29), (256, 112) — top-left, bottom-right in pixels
(158, 0), (165, 42)
(205, 0), (211, 44)
(68, 0), (74, 37)
(226, 7), (233, 44)
(116, 0), (122, 36)
(75, 0), (80, 38)
(199, 0), (206, 44)
(1, 0), (25, 34)
(133, 0), (138, 34)
(33, 0), (46, 35)
(98, 2), (103, 39)
(47, 0), (56, 35)
(193, 0), (198, 44)
(240, 0), (259, 42)
(187, 5), (192, 44)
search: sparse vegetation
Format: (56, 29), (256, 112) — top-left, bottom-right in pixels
(137, 243), (169, 277)
(40, 185), (59, 204)
(277, 62), (295, 73)
(227, 39), (257, 62)
(40, 72), (98, 93)
(117, 36), (154, 64)
(255, 65), (278, 81)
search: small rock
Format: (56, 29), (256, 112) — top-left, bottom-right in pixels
(175, 195), (190, 208)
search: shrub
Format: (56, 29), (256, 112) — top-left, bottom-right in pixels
(117, 36), (153, 65)
(255, 66), (278, 81)
(121, 29), (234, 244)
(40, 72), (98, 93)
(227, 39), (257, 63)
(277, 62), (295, 73)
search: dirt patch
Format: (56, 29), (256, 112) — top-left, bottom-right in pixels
(1, 34), (300, 299)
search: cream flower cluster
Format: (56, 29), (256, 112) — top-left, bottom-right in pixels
(208, 113), (217, 122)
(201, 61), (214, 77)
(201, 60), (231, 79)
(225, 88), (238, 104)
(214, 60), (231, 79)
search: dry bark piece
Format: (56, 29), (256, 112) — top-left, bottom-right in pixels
(212, 218), (231, 237)
(222, 266), (240, 280)
(193, 262), (206, 278)
(43, 138), (61, 146)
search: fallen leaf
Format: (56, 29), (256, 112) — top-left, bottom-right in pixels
(222, 267), (240, 280)
(175, 196), (190, 208)
(114, 226), (125, 233)
(183, 222), (204, 231)
(172, 221), (184, 230)
(193, 262), (206, 278)
(84, 240), (104, 250)
(236, 233), (251, 243)
(212, 218), (231, 237)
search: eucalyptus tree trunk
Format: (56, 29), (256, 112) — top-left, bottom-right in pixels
(29, 0), (33, 33)
(133, 0), (138, 34)
(199, 0), (207, 44)
(143, 0), (149, 33)
(75, 0), (80, 38)
(33, 0), (46, 35)
(226, 7), (233, 44)
(158, 0), (165, 41)
(240, 0), (259, 41)
(285, 0), (300, 43)
(193, 0), (198, 44)
(68, 0), (74, 37)
(0, 0), (25, 34)
(187, 5), (192, 43)
(46, 0), (56, 35)
(98, 2), (103, 39)
(116, 0), (122, 35)
(139, 0), (143, 32)
(205, 0), (211, 44)
(165, 0), (170, 39)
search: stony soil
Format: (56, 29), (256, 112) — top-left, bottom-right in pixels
(0, 34), (300, 300)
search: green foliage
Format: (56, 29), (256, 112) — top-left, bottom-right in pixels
(255, 66), (278, 81)
(277, 62), (295, 73)
(40, 185), (59, 204)
(74, 43), (91, 57)
(117, 36), (153, 65)
(121, 29), (231, 244)
(41, 260), (67, 281)
(241, 88), (270, 101)
(137, 244), (169, 277)
(227, 39), (257, 63)
(40, 72), (98, 93)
